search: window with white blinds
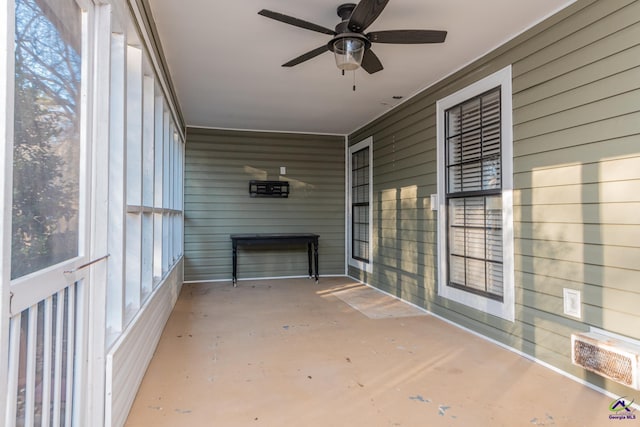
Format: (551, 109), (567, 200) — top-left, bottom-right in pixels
(352, 146), (370, 262)
(436, 65), (514, 322)
(445, 88), (504, 300)
(348, 137), (373, 272)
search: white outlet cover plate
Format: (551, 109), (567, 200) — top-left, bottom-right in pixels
(430, 194), (438, 211)
(563, 288), (581, 318)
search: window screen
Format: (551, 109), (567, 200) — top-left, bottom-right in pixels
(12, 0), (82, 279)
(445, 87), (503, 300)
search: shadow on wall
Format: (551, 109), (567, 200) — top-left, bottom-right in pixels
(375, 184), (430, 307)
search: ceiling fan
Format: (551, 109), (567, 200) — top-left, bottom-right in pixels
(258, 0), (447, 74)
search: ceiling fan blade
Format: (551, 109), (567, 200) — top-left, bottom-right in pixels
(348, 0), (390, 32)
(258, 10), (336, 36)
(368, 30), (447, 44)
(361, 49), (383, 74)
(282, 45), (329, 67)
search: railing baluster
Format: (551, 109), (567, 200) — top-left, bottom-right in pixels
(64, 285), (76, 427)
(41, 297), (53, 427)
(5, 317), (22, 427)
(24, 305), (38, 426)
(52, 290), (65, 426)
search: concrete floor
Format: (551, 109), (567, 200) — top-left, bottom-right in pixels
(126, 277), (614, 427)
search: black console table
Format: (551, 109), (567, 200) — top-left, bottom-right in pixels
(230, 233), (319, 286)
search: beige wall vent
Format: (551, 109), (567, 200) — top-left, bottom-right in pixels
(571, 332), (640, 390)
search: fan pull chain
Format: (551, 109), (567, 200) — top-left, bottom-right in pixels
(339, 69), (357, 91)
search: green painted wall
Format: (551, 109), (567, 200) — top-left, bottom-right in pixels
(184, 128), (345, 282)
(349, 0), (640, 397)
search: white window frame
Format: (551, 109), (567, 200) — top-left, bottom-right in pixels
(347, 136), (373, 273)
(436, 65), (515, 322)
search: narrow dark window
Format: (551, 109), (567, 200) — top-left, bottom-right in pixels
(351, 146), (369, 263)
(445, 87), (503, 300)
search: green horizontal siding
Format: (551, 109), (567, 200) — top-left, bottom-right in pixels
(349, 0), (640, 399)
(184, 128), (345, 282)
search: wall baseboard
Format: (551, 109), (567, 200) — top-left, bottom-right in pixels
(183, 274), (346, 284)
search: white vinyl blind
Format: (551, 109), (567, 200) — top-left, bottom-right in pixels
(445, 87), (504, 300)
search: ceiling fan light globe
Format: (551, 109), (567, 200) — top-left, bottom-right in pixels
(333, 38), (364, 71)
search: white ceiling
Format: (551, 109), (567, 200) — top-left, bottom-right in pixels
(148, 0), (575, 135)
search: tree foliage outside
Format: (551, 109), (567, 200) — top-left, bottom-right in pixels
(11, 0), (82, 279)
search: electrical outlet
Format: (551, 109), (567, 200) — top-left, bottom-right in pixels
(280, 166), (286, 175)
(563, 288), (581, 318)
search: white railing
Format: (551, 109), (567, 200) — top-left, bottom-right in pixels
(5, 282), (83, 427)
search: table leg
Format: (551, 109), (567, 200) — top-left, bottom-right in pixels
(307, 242), (313, 278)
(232, 242), (238, 287)
(313, 239), (319, 283)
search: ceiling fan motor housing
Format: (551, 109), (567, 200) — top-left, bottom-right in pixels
(330, 3), (370, 53)
(337, 3), (357, 21)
